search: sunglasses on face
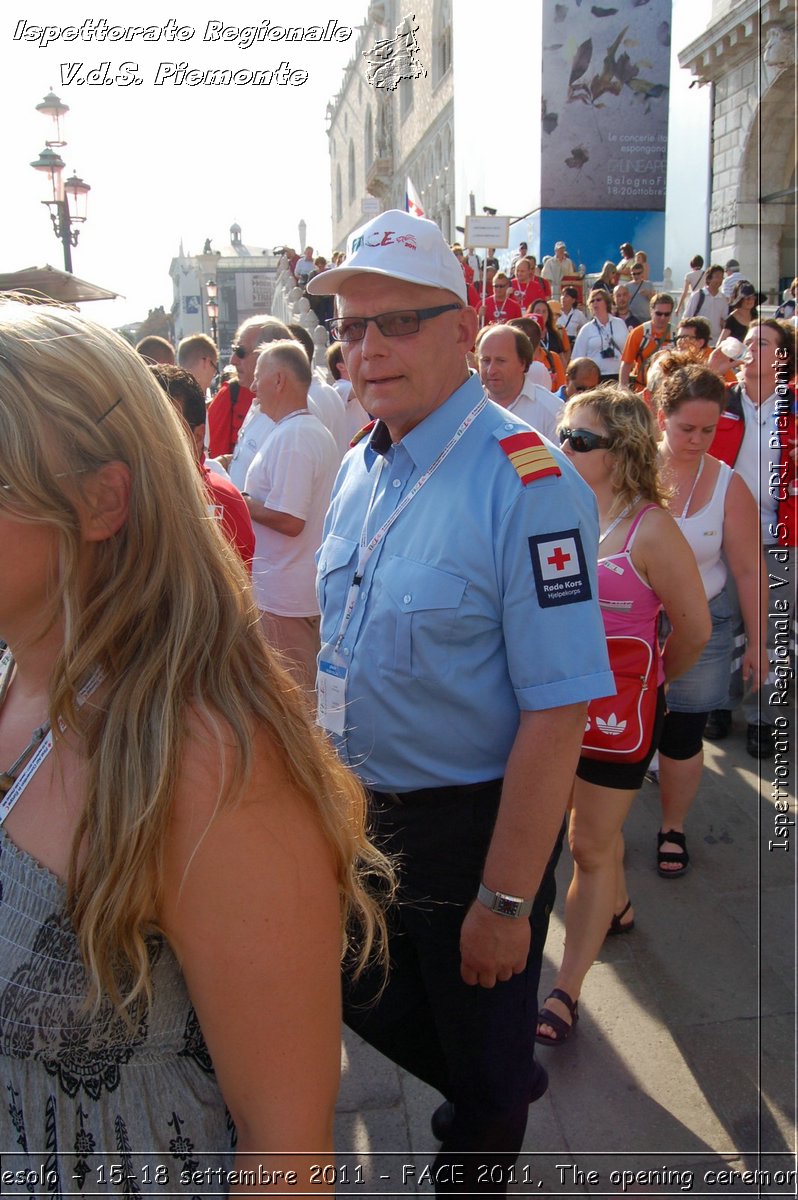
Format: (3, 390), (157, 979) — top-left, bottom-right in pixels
(559, 427), (613, 453)
(232, 344), (252, 360)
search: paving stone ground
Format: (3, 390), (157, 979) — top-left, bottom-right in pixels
(334, 715), (796, 1197)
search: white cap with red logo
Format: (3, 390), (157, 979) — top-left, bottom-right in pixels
(306, 209), (466, 303)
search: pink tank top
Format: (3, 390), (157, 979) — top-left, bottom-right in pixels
(597, 505), (664, 683)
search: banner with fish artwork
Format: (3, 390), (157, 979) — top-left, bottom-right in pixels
(540, 0), (672, 210)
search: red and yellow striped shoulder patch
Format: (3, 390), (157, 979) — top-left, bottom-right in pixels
(349, 419), (377, 448)
(498, 431), (561, 485)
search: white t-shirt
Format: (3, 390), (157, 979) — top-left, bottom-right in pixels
(683, 267), (705, 292)
(721, 271), (745, 299)
(334, 380), (371, 448)
(308, 376), (349, 461)
(509, 382), (563, 444)
(734, 387), (779, 543)
(683, 289), (730, 345)
(526, 360), (554, 390)
(228, 407), (275, 491)
(557, 307), (587, 342)
(245, 411), (339, 616)
(570, 316), (628, 376)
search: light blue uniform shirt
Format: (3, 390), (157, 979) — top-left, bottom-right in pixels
(317, 373), (613, 791)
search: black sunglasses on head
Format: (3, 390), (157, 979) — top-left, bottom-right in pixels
(559, 427), (613, 453)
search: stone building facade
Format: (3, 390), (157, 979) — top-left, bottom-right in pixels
(169, 223), (280, 357)
(680, 0), (795, 297)
(327, 0), (454, 249)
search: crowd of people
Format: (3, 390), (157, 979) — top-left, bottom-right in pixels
(0, 207), (794, 1194)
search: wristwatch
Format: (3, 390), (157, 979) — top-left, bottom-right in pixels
(477, 883), (533, 919)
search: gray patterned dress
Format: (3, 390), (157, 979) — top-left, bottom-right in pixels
(0, 829), (236, 1196)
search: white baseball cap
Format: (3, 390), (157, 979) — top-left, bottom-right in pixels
(306, 209), (467, 303)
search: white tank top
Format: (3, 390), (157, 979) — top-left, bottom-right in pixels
(679, 459), (733, 600)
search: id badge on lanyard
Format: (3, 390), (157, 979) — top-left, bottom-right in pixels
(317, 648), (348, 736)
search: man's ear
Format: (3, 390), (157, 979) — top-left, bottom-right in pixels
(457, 304), (480, 352)
(78, 461), (131, 541)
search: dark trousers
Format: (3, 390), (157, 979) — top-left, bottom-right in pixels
(343, 781), (563, 1195)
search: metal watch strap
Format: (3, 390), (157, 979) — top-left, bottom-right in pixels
(477, 883), (533, 919)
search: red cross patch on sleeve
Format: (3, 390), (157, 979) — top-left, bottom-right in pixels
(498, 431), (561, 484)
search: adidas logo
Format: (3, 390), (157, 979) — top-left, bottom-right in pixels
(596, 713), (627, 737)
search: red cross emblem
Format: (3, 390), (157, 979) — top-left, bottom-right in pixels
(547, 546), (572, 572)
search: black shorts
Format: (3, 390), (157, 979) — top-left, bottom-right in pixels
(576, 685), (666, 790)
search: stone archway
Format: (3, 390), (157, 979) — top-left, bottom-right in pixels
(734, 63), (796, 296)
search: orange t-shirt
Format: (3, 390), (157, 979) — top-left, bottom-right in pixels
(535, 347), (566, 391)
(620, 324), (674, 390)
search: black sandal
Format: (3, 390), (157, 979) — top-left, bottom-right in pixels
(536, 987), (579, 1046)
(657, 829), (689, 878)
(607, 899), (635, 936)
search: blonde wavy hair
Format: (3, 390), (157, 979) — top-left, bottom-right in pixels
(561, 384), (668, 516)
(0, 296), (392, 1015)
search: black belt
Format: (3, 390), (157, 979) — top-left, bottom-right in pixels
(370, 779), (503, 806)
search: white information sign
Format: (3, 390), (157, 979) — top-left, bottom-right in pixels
(464, 215), (510, 248)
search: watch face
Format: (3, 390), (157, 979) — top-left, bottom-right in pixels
(495, 895), (521, 917)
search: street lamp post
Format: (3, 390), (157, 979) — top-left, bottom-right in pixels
(205, 278), (219, 344)
(30, 91), (90, 274)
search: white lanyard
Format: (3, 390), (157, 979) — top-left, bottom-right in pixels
(0, 658), (105, 826)
(593, 317), (616, 353)
(599, 501), (635, 545)
(333, 396), (487, 653)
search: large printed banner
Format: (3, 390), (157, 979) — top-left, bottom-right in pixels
(540, 0), (672, 211)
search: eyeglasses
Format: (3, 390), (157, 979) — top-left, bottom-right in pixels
(558, 427), (613, 453)
(675, 333), (697, 342)
(232, 344), (251, 360)
(325, 305), (461, 343)
(204, 356), (219, 371)
(652, 310), (672, 318)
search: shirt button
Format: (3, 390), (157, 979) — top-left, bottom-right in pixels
(392, 478), (402, 488)
(403, 593), (412, 604)
(319, 561), (326, 571)
(504, 422), (514, 431)
(343, 647), (350, 657)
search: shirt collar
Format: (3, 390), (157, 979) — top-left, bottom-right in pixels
(367, 372), (484, 470)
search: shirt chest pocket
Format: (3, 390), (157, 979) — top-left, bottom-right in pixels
(379, 556), (467, 679)
(317, 534), (358, 616)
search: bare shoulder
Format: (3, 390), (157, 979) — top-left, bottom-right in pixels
(630, 503), (688, 578)
(163, 706), (325, 894)
(634, 503), (676, 541)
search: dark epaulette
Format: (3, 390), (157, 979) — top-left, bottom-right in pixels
(497, 430), (561, 485)
(349, 419), (377, 448)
